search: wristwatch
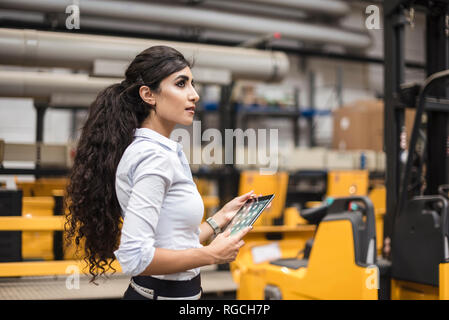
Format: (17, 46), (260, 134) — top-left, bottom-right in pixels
(206, 217), (221, 235)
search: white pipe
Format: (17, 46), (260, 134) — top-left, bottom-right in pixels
(220, 0), (350, 17)
(0, 10), (293, 48)
(0, 0), (371, 49)
(0, 70), (117, 98)
(194, 1), (308, 20)
(0, 67), (232, 102)
(0, 28), (289, 81)
(0, 8), (45, 23)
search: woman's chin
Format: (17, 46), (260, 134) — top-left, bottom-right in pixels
(180, 117), (194, 126)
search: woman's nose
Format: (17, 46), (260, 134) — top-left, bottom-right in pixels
(189, 88), (200, 103)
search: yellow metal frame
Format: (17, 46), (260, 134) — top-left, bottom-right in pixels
(0, 215), (120, 277)
(391, 279), (439, 300)
(238, 171), (289, 226)
(440, 263), (449, 300)
(390, 263), (449, 300)
(368, 185), (386, 255)
(16, 178), (67, 197)
(0, 216), (64, 231)
(0, 192), (220, 277)
(20, 196), (56, 260)
(0, 260), (122, 277)
(326, 170), (369, 197)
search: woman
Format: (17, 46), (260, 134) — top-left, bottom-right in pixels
(65, 45), (255, 300)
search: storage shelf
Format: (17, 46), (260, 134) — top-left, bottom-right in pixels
(198, 103), (331, 118)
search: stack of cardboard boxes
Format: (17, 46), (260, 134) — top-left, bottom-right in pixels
(332, 99), (415, 152)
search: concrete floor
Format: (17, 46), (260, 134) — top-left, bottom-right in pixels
(0, 265), (237, 300)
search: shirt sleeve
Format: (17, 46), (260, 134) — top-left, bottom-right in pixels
(114, 150), (174, 276)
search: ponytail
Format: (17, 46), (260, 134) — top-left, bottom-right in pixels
(65, 82), (143, 282)
(65, 45), (190, 282)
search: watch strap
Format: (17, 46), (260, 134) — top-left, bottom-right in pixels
(206, 217), (221, 235)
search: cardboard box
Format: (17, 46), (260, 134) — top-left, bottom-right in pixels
(332, 99), (415, 151)
(332, 100), (383, 151)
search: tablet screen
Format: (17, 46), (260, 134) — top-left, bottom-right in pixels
(225, 194), (275, 236)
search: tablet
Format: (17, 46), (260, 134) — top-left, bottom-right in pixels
(225, 194), (275, 236)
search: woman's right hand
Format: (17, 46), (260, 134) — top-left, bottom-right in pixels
(204, 227), (252, 264)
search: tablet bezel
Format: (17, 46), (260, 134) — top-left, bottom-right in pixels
(225, 194), (275, 235)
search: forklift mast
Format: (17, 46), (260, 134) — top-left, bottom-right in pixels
(383, 0), (449, 256)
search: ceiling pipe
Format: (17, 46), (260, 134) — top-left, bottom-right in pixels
(219, 0), (350, 17)
(0, 28), (289, 82)
(0, 8), (45, 24)
(0, 10), (294, 48)
(0, 70), (116, 98)
(0, 0), (371, 49)
(0, 67), (237, 101)
(188, 1), (308, 20)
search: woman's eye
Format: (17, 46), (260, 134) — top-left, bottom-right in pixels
(176, 81), (185, 87)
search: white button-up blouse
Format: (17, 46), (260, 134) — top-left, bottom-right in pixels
(114, 128), (204, 280)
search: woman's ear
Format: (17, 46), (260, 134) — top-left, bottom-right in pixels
(139, 85), (156, 106)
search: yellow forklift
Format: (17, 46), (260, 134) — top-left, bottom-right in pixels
(383, 0), (449, 299)
(235, 195), (382, 299)
(232, 169), (387, 299)
(233, 0), (449, 300)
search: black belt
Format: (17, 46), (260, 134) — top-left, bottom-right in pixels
(131, 274), (201, 299)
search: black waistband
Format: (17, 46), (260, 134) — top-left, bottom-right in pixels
(132, 274), (201, 298)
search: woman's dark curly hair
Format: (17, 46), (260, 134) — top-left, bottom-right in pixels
(65, 46), (191, 283)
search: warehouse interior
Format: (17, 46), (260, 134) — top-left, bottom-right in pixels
(0, 0), (448, 300)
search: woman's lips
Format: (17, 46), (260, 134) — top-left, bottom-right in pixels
(185, 106), (195, 114)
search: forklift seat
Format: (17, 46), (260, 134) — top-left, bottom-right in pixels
(270, 258), (309, 270)
(270, 238), (313, 269)
(270, 197), (377, 270)
(323, 211), (376, 266)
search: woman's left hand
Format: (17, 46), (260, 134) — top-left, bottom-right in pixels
(213, 190), (259, 229)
